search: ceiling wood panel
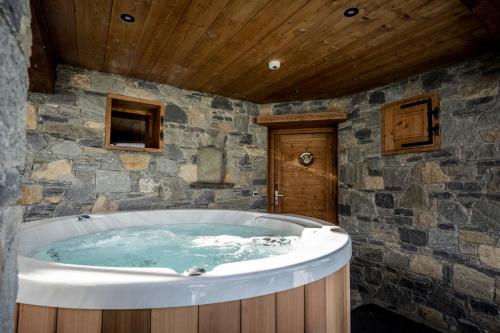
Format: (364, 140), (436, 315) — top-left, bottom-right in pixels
(33, 0), (496, 103)
(169, 0), (272, 85)
(103, 0), (153, 74)
(179, 0), (350, 91)
(41, 0), (78, 64)
(29, 0), (56, 93)
(224, 0), (421, 99)
(255, 1), (482, 101)
(74, 0), (113, 69)
(267, 5), (487, 101)
(148, 0), (234, 83)
(126, 0), (192, 79)
(176, 0), (312, 90)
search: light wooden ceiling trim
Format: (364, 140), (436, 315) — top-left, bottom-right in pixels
(256, 111), (347, 128)
(32, 0), (496, 103)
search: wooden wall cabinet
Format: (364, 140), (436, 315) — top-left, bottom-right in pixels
(105, 94), (165, 153)
(381, 92), (440, 155)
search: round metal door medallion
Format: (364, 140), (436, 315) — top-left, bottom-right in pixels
(299, 152), (315, 166)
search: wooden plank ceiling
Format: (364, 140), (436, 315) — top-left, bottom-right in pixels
(34, 0), (496, 103)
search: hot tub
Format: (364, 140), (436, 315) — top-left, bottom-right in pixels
(15, 210), (351, 333)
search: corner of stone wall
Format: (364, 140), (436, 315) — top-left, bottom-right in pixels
(0, 0), (31, 331)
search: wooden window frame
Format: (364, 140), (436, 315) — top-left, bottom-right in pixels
(105, 94), (165, 153)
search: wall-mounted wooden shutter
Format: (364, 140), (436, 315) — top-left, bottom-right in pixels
(381, 92), (440, 155)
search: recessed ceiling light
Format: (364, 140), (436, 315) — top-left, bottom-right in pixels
(344, 7), (359, 17)
(268, 60), (281, 70)
(120, 13), (135, 23)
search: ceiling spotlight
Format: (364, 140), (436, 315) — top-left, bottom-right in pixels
(344, 7), (359, 17)
(120, 13), (135, 23)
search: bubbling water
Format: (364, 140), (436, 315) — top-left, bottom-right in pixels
(31, 223), (300, 273)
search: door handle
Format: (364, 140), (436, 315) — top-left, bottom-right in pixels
(274, 190), (284, 207)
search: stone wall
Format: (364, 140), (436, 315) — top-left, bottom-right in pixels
(22, 65), (267, 220)
(264, 53), (500, 332)
(0, 0), (31, 331)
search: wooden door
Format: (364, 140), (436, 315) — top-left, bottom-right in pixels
(269, 128), (337, 223)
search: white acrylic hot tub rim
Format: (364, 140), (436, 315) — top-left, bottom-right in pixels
(17, 209), (351, 309)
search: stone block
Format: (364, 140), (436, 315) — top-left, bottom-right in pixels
(91, 195), (118, 213)
(40, 123), (100, 139)
(368, 90), (385, 105)
(211, 96), (233, 111)
(165, 103), (187, 124)
(197, 147), (224, 183)
(400, 183), (428, 209)
(65, 183), (95, 202)
(458, 230), (495, 245)
(26, 102), (37, 130)
(409, 255), (443, 280)
(375, 192), (394, 208)
(479, 245), (500, 269)
(119, 154), (151, 170)
(437, 200), (469, 225)
(361, 176), (384, 190)
(417, 305), (447, 329)
(83, 120), (104, 130)
(471, 201), (500, 231)
(347, 189), (376, 218)
(384, 248), (409, 269)
(179, 164), (197, 183)
(96, 170), (131, 193)
(26, 204), (55, 220)
(16, 185), (43, 205)
(415, 210), (438, 229)
(372, 223), (399, 242)
(155, 158), (178, 176)
(429, 228), (458, 251)
(138, 178), (159, 193)
(479, 127), (500, 142)
(399, 228), (427, 246)
(453, 264), (495, 300)
(412, 161), (449, 184)
(51, 141), (81, 156)
(32, 159), (73, 180)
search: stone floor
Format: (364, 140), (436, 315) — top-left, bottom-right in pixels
(352, 304), (441, 333)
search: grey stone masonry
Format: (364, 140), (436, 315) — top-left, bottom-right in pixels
(0, 0), (31, 332)
(22, 65), (267, 221)
(265, 52), (500, 333)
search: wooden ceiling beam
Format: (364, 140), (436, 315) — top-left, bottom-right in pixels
(461, 0), (500, 40)
(28, 0), (56, 94)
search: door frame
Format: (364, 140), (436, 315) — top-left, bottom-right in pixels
(267, 126), (339, 224)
